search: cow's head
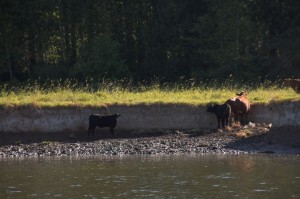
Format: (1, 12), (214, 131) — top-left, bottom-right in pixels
(207, 104), (216, 113)
(114, 113), (121, 118)
(236, 91), (247, 96)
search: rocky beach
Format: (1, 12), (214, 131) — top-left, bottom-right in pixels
(1, 123), (299, 157)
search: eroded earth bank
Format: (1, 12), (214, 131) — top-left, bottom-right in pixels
(0, 101), (299, 157)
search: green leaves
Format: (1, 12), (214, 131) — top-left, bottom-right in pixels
(75, 36), (129, 80)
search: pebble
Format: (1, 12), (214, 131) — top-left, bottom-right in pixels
(0, 124), (299, 157)
(0, 134), (246, 157)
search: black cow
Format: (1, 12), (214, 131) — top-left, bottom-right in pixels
(207, 103), (231, 129)
(88, 113), (121, 137)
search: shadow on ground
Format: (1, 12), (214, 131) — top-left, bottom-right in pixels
(0, 129), (212, 146)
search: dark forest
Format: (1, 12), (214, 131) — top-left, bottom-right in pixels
(0, 0), (299, 84)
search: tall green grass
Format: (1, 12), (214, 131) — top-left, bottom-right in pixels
(0, 79), (298, 108)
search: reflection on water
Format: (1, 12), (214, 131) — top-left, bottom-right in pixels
(0, 154), (299, 199)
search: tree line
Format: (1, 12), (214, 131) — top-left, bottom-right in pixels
(0, 0), (299, 84)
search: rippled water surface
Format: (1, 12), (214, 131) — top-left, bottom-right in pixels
(1, 154), (299, 199)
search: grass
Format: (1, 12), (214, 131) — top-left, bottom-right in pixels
(0, 79), (299, 108)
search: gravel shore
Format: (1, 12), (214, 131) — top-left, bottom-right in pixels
(1, 123), (299, 157)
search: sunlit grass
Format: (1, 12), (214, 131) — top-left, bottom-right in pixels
(0, 79), (298, 108)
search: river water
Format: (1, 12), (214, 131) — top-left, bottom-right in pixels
(0, 154), (299, 199)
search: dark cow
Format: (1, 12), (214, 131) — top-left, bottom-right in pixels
(207, 103), (231, 129)
(88, 113), (121, 137)
(226, 92), (250, 124)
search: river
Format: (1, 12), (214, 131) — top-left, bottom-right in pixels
(1, 154), (299, 199)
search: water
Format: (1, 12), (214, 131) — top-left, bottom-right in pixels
(0, 154), (299, 199)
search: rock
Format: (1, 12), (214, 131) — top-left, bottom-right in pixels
(249, 122), (256, 128)
(0, 124), (299, 157)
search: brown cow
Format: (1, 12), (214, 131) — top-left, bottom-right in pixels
(284, 79), (300, 93)
(226, 92), (250, 124)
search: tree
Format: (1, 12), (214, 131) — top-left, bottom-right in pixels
(74, 36), (128, 80)
(0, 0), (299, 83)
(249, 0), (300, 78)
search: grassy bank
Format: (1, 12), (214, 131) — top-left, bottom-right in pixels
(0, 80), (299, 108)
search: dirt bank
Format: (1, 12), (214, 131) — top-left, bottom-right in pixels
(0, 100), (299, 149)
(0, 101), (299, 133)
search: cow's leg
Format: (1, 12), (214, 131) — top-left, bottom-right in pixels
(244, 112), (249, 124)
(240, 114), (244, 125)
(110, 127), (114, 137)
(236, 112), (243, 125)
(235, 114), (239, 124)
(217, 118), (221, 129)
(240, 113), (249, 125)
(227, 115), (232, 127)
(221, 118), (225, 128)
(88, 125), (93, 137)
(232, 111), (239, 124)
(92, 127), (95, 137)
(225, 117), (229, 127)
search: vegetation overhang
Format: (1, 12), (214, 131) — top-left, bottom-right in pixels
(0, 86), (298, 109)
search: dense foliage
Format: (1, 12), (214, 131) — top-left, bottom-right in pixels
(0, 0), (299, 83)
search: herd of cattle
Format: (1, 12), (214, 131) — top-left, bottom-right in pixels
(87, 92), (251, 137)
(206, 91), (250, 129)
